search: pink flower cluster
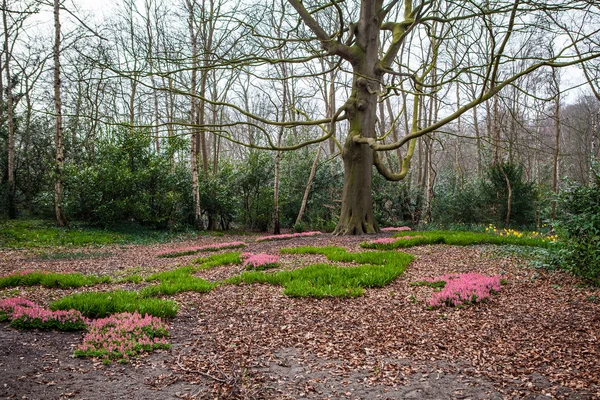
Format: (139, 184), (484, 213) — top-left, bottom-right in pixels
(0, 297), (88, 330)
(76, 312), (170, 362)
(0, 297), (36, 320)
(426, 273), (502, 308)
(369, 237), (400, 245)
(255, 231), (322, 242)
(381, 226), (412, 232)
(241, 252), (279, 270)
(1, 270), (48, 279)
(157, 241), (246, 258)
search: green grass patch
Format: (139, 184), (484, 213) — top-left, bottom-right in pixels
(410, 280), (446, 288)
(0, 271), (110, 289)
(226, 246), (413, 298)
(361, 230), (553, 250)
(118, 274), (144, 284)
(0, 219), (208, 249)
(51, 290), (178, 318)
(141, 252), (241, 297)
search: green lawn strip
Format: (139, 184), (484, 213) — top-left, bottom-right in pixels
(50, 290), (178, 318)
(226, 246), (414, 298)
(0, 219), (215, 249)
(361, 230), (552, 250)
(0, 271), (110, 289)
(140, 252), (241, 297)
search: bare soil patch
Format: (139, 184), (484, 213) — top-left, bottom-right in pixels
(0, 233), (598, 399)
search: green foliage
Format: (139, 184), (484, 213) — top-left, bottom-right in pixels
(554, 167), (600, 286)
(0, 270), (110, 289)
(482, 162), (537, 227)
(200, 163), (239, 230)
(62, 127), (192, 228)
(431, 163), (537, 228)
(361, 230), (552, 250)
(293, 222), (306, 233)
(227, 246), (413, 297)
(431, 172), (487, 226)
(372, 166), (422, 226)
(51, 291), (179, 319)
(236, 151), (274, 231)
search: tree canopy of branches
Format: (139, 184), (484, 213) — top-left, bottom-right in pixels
(195, 0), (599, 234)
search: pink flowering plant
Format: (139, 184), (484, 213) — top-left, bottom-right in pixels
(0, 297), (88, 330)
(413, 273), (503, 308)
(157, 241), (246, 258)
(241, 252), (280, 270)
(381, 226), (412, 232)
(75, 312), (170, 363)
(255, 231), (322, 242)
(361, 236), (419, 250)
(0, 297), (36, 321)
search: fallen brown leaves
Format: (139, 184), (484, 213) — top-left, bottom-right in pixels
(1, 233), (599, 399)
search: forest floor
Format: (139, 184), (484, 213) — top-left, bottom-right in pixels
(0, 232), (598, 400)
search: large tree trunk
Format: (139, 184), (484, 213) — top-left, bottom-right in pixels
(333, 2), (382, 235)
(335, 138), (379, 235)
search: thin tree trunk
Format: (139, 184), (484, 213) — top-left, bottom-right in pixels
(187, 0), (203, 230)
(295, 146), (322, 226)
(53, 0), (68, 227)
(273, 75), (288, 235)
(498, 162), (512, 226)
(473, 104), (482, 176)
(551, 72), (561, 220)
(327, 66), (336, 155)
(2, 1), (16, 218)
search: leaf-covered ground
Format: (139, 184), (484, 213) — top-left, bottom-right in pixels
(0, 233), (598, 399)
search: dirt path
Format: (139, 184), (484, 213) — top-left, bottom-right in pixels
(0, 234), (598, 399)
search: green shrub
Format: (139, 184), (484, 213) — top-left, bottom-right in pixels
(482, 162), (537, 227)
(555, 167), (600, 285)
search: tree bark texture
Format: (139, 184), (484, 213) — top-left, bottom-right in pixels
(53, 0), (68, 227)
(333, 2), (383, 235)
(187, 0), (203, 230)
(2, 1), (16, 218)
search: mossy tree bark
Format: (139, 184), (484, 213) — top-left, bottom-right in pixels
(332, 2), (383, 235)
